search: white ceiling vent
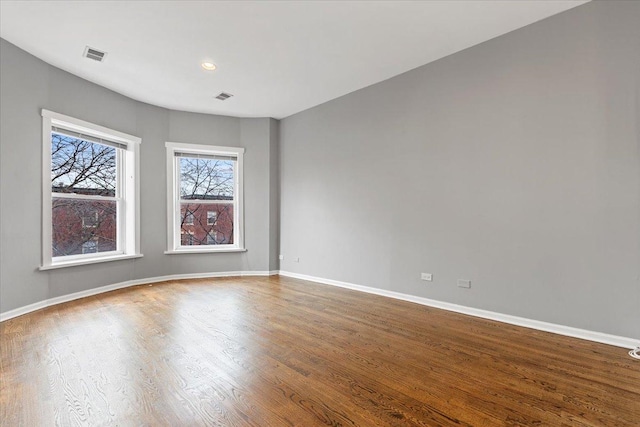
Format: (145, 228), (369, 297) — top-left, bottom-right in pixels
(83, 46), (107, 62)
(215, 92), (233, 101)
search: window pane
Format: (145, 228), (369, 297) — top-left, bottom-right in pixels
(52, 198), (117, 257)
(179, 157), (234, 201)
(51, 133), (116, 196)
(180, 203), (233, 246)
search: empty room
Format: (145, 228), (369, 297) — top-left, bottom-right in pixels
(1, 0), (639, 425)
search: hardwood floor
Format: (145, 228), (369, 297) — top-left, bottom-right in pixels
(1, 276), (638, 426)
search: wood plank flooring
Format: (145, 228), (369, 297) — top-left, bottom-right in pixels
(1, 275), (638, 426)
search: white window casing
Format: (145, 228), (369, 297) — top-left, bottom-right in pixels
(40, 109), (142, 270)
(165, 141), (246, 254)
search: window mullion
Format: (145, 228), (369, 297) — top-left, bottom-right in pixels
(51, 193), (120, 202)
(179, 199), (234, 204)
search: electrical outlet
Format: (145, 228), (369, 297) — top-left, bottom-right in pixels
(421, 273), (433, 281)
(457, 279), (471, 289)
(279, 255), (284, 260)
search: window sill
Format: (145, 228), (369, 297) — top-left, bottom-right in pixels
(39, 253), (144, 271)
(164, 248), (247, 255)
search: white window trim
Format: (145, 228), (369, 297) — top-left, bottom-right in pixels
(40, 109), (142, 270)
(165, 141), (246, 254)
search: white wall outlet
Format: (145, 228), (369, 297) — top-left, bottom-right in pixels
(457, 279), (471, 288)
(293, 257), (300, 263)
(278, 255), (284, 260)
(421, 273), (433, 281)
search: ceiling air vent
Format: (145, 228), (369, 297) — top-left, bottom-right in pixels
(215, 92), (233, 101)
(83, 46), (107, 62)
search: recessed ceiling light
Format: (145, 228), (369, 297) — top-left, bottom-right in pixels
(201, 62), (216, 71)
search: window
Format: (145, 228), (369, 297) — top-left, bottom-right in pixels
(165, 142), (245, 253)
(207, 211), (217, 225)
(41, 110), (142, 269)
(82, 213), (99, 228)
(184, 211), (195, 225)
(181, 231), (195, 246)
(82, 240), (98, 254)
(207, 233), (217, 245)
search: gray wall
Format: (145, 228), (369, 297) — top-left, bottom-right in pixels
(279, 1), (640, 338)
(269, 119), (281, 271)
(0, 39), (280, 313)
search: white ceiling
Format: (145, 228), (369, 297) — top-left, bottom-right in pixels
(0, 1), (588, 119)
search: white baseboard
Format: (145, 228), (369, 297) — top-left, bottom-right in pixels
(0, 270), (278, 322)
(278, 270), (639, 350)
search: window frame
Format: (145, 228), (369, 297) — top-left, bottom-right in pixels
(40, 109), (142, 270)
(165, 141), (246, 254)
